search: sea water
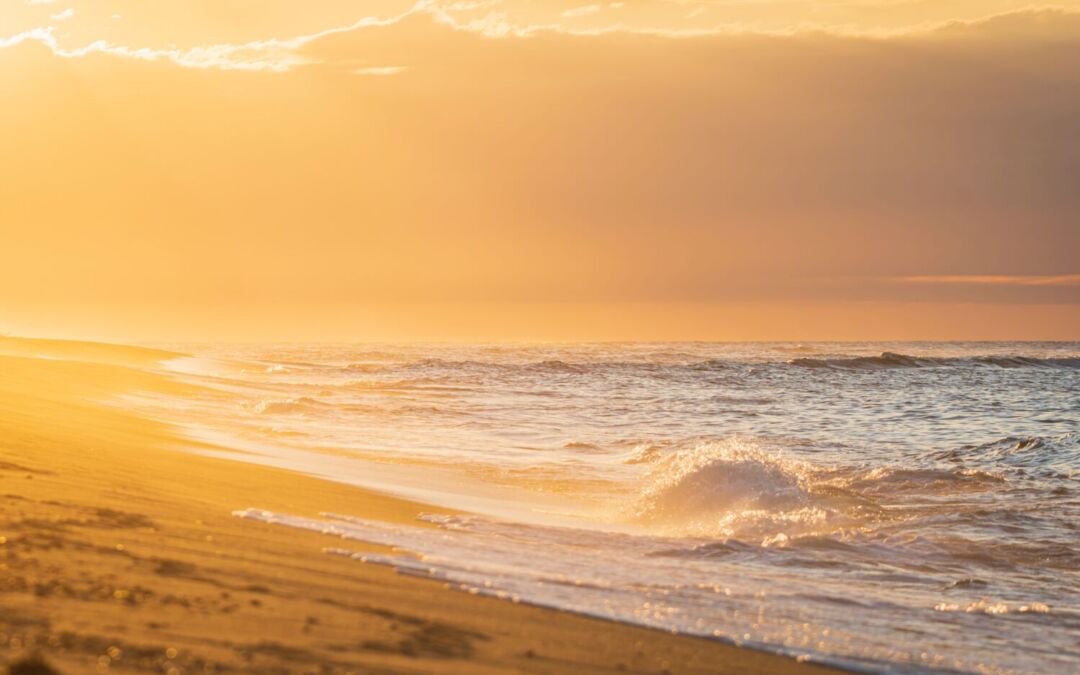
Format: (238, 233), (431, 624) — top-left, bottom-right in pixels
(134, 343), (1078, 673)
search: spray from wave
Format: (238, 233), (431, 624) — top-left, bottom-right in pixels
(625, 438), (879, 541)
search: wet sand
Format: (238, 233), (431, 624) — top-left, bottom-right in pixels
(0, 337), (838, 674)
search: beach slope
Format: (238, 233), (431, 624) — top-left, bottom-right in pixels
(0, 337), (836, 674)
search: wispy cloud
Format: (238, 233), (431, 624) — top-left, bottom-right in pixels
(895, 275), (1080, 287)
(353, 65), (408, 76)
(0, 3), (418, 71)
(0, 26), (315, 72)
(4, 3), (1080, 74)
(563, 5), (603, 18)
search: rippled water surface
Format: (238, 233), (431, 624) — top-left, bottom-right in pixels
(140, 343), (1079, 673)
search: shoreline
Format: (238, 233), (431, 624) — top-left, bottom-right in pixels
(0, 336), (840, 674)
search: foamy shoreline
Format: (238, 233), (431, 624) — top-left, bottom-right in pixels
(0, 336), (837, 674)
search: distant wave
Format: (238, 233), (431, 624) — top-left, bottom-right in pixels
(343, 362), (391, 373)
(339, 350), (404, 362)
(775, 344), (819, 354)
(403, 358), (578, 372)
(687, 359), (729, 371)
(971, 355), (1080, 368)
(789, 352), (928, 369)
(530, 359), (590, 374)
(344, 377), (473, 393)
(397, 358), (629, 375)
(250, 397), (325, 414)
(562, 441), (602, 451)
(317, 351), (1080, 378)
(928, 433), (1079, 479)
(790, 351), (1080, 370)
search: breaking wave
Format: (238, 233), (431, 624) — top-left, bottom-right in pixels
(621, 436), (1055, 542)
(627, 438), (875, 540)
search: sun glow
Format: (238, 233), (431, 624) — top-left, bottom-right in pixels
(1, 1), (1078, 341)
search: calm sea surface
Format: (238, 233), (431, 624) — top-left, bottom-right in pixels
(135, 342), (1079, 673)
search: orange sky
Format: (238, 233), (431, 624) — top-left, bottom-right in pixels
(1, 1), (1078, 341)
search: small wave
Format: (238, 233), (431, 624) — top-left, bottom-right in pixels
(340, 350), (403, 362)
(344, 378), (474, 395)
(687, 359), (729, 371)
(842, 466), (1005, 495)
(622, 442), (669, 465)
(266, 427), (311, 438)
(255, 358), (324, 369)
(790, 352), (1080, 371)
(943, 578), (989, 591)
(776, 344), (819, 354)
(250, 397), (323, 415)
(953, 539), (1080, 570)
(529, 360), (589, 374)
(928, 433), (1079, 478)
(403, 358), (591, 374)
(343, 362), (390, 373)
(790, 352), (936, 370)
(711, 394), (775, 405)
(563, 441), (602, 451)
(972, 355), (1080, 369)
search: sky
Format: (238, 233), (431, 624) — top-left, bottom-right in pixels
(1, 0), (1078, 342)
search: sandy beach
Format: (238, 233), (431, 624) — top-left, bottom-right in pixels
(0, 337), (837, 674)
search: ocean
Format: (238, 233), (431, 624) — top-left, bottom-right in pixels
(131, 342), (1078, 673)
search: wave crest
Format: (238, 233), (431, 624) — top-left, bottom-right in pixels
(791, 351), (928, 369)
(627, 438), (871, 540)
(790, 352), (1080, 370)
(928, 433), (1079, 479)
(250, 397), (323, 414)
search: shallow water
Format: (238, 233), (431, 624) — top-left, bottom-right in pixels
(137, 343), (1079, 673)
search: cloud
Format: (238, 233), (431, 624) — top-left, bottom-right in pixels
(0, 26), (312, 71)
(929, 7), (1080, 40)
(6, 4), (1080, 74)
(353, 65), (408, 76)
(562, 5), (603, 18)
(0, 4), (420, 71)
